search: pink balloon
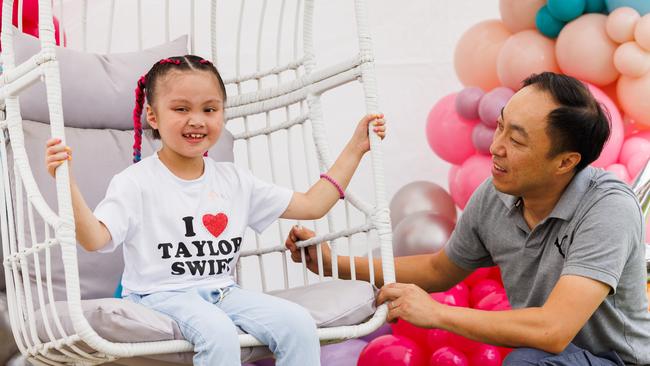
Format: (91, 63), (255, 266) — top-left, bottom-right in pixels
(556, 14), (620, 86)
(454, 20), (512, 91)
(614, 41), (650, 77)
(469, 279), (503, 308)
(427, 329), (453, 352)
(472, 124), (496, 154)
(448, 334), (482, 354)
(358, 335), (428, 366)
(429, 346), (469, 366)
(430, 292), (464, 307)
(468, 344), (502, 366)
(455, 87), (485, 120)
(478, 87), (515, 127)
(499, 0), (547, 32)
(618, 72), (650, 126)
(635, 14), (650, 51)
(606, 163), (632, 183)
(620, 137), (650, 165)
(488, 266), (503, 284)
(463, 267), (493, 288)
(606, 6), (641, 43)
(426, 93), (478, 165)
(2, 1), (65, 49)
(445, 283), (470, 308)
(391, 320), (430, 350)
(475, 289), (509, 311)
(450, 155), (493, 209)
(587, 83), (624, 168)
(497, 30), (560, 90)
(626, 151), (650, 179)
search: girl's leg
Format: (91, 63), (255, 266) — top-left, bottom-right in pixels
(216, 287), (320, 366)
(126, 290), (241, 366)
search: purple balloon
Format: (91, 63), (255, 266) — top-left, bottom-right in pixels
(242, 364), (258, 366)
(478, 87), (515, 128)
(321, 339), (368, 366)
(472, 123), (496, 154)
(455, 86), (485, 120)
(359, 322), (392, 342)
(255, 358), (275, 366)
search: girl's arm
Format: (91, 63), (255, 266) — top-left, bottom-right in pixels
(281, 113), (386, 220)
(46, 138), (111, 252)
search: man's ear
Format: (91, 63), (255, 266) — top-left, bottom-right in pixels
(145, 104), (158, 130)
(557, 152), (581, 175)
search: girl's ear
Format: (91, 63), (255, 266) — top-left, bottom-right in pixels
(146, 104), (158, 130)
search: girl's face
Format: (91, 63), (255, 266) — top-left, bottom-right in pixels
(146, 69), (225, 163)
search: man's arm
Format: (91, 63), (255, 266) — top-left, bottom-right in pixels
(378, 274), (610, 353)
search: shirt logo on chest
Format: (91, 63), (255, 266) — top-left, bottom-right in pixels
(554, 234), (568, 258)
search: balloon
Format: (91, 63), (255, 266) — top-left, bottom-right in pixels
(497, 30), (560, 91)
(360, 322), (392, 343)
(536, 5), (567, 38)
(626, 152), (650, 179)
(426, 93), (478, 165)
(478, 87), (515, 127)
(472, 124), (495, 155)
(463, 267), (493, 288)
(606, 163), (632, 182)
(391, 320), (430, 350)
(606, 0), (650, 15)
(390, 181), (457, 229)
(606, 7), (641, 43)
(392, 212), (455, 257)
(556, 14), (620, 86)
(320, 339), (367, 366)
(450, 155), (493, 209)
(620, 137), (650, 165)
(358, 335), (428, 366)
(614, 41), (650, 77)
(1, 1), (65, 49)
(617, 72), (650, 125)
(499, 0), (547, 33)
(468, 344), (502, 366)
(446, 283), (470, 308)
(448, 335), (482, 354)
(587, 83), (624, 168)
(585, 0), (607, 13)
(475, 289), (509, 311)
(427, 328), (453, 352)
(454, 20), (512, 91)
(255, 358), (275, 366)
(429, 346), (469, 366)
(635, 14), (650, 50)
(548, 0), (587, 21)
(469, 279), (503, 307)
(455, 87), (485, 120)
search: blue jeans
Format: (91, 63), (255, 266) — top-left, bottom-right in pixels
(125, 285), (320, 366)
(504, 343), (625, 366)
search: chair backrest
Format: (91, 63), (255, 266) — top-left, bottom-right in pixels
(1, 0), (395, 362)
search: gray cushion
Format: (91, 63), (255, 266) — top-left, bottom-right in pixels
(9, 120), (233, 301)
(13, 30), (188, 130)
(35, 280), (377, 364)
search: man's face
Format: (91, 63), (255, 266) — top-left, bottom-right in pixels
(489, 85), (565, 197)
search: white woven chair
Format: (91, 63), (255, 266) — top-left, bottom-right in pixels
(0, 0), (396, 365)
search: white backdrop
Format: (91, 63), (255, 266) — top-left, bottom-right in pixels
(56, 0), (500, 201)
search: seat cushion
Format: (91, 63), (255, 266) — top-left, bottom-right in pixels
(35, 279), (377, 364)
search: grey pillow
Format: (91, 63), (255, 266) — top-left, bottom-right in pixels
(34, 280), (377, 364)
(13, 31), (188, 130)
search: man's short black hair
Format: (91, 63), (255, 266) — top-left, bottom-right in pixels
(522, 72), (611, 172)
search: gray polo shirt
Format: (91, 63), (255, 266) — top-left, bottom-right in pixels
(445, 166), (650, 365)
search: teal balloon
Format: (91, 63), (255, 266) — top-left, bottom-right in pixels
(585, 0), (607, 13)
(536, 6), (567, 38)
(605, 0), (650, 15)
(548, 0), (587, 21)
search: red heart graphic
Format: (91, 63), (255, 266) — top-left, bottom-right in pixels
(202, 213), (228, 238)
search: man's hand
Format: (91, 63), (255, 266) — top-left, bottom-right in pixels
(285, 225), (332, 275)
(376, 282), (442, 328)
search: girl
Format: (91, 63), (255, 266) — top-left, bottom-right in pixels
(45, 55), (386, 365)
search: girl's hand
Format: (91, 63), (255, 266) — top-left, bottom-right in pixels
(45, 138), (72, 178)
(285, 225), (332, 275)
(349, 113), (386, 155)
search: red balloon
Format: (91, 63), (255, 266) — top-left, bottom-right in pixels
(463, 267), (492, 288)
(2, 0), (65, 48)
(488, 266), (503, 284)
(475, 289), (509, 311)
(429, 346), (469, 366)
(391, 319), (429, 350)
(445, 283), (470, 308)
(358, 335), (428, 366)
(448, 333), (482, 354)
(499, 346), (514, 359)
(468, 344), (502, 366)
(469, 279), (502, 308)
(426, 328), (453, 352)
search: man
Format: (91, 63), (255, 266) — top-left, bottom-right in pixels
(286, 72), (650, 365)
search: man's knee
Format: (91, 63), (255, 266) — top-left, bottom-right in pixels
(503, 347), (554, 366)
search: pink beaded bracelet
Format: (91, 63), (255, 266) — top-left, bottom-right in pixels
(320, 173), (345, 199)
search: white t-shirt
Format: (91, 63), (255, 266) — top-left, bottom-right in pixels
(94, 154), (293, 295)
